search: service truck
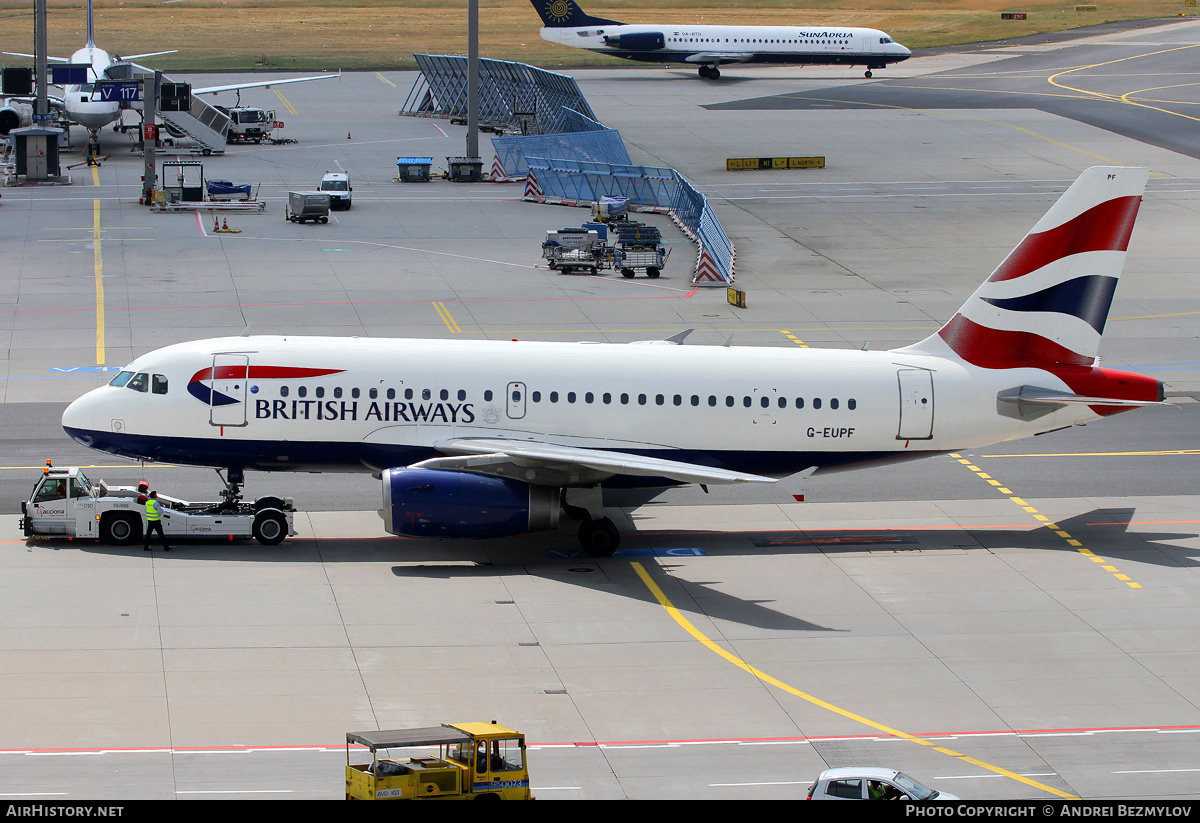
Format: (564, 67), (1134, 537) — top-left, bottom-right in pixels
(216, 106), (277, 144)
(19, 462), (295, 546)
(345, 722), (533, 800)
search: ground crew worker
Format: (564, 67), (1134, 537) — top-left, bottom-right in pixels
(143, 491), (172, 552)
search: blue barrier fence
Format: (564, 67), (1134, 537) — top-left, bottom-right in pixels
(494, 127), (631, 179)
(395, 55), (737, 285)
(401, 55), (596, 136)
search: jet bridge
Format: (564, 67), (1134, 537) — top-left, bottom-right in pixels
(105, 64), (230, 153)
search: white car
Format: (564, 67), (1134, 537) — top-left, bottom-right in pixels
(319, 172), (352, 210)
(807, 767), (959, 800)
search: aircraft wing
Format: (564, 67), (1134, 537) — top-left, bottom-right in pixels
(683, 52), (754, 65)
(3, 52), (69, 62)
(122, 51), (177, 62)
(192, 73), (341, 96)
(418, 437), (779, 487)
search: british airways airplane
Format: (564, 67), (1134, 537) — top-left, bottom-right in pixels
(530, 0), (911, 79)
(62, 167), (1163, 556)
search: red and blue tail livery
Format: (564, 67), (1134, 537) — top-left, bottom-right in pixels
(63, 167), (1164, 556)
(916, 168), (1145, 369)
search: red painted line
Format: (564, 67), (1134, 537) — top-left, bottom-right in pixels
(0, 292), (698, 316)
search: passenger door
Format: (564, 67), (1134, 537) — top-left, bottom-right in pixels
(896, 368), (934, 440)
(209, 353), (249, 427)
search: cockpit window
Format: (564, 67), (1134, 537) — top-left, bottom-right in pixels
(109, 370), (134, 388)
(152, 374), (168, 395)
(126, 372), (149, 392)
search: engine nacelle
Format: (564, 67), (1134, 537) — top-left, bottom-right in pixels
(604, 32), (665, 52)
(0, 102), (32, 136)
(382, 468), (560, 539)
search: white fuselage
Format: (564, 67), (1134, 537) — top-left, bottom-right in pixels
(62, 43), (122, 131)
(61, 335), (1094, 480)
(540, 23), (911, 69)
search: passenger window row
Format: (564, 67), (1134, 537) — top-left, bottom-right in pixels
(526, 391), (857, 410)
(277, 385), (473, 401)
(268, 384), (857, 412)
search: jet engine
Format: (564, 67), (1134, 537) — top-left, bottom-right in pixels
(382, 468), (560, 539)
(0, 101), (32, 136)
(603, 32), (665, 51)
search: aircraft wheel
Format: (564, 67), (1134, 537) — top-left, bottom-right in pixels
(253, 510), (287, 546)
(102, 513), (142, 546)
(865, 70), (874, 78)
(578, 518), (620, 557)
(710, 67), (721, 79)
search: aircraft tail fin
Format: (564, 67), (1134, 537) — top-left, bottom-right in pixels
(530, 0), (623, 27)
(86, 0), (95, 47)
(900, 166), (1149, 369)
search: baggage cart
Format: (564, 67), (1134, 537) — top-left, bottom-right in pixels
(592, 196), (629, 222)
(614, 245), (668, 278)
(207, 179), (253, 201)
(541, 228), (609, 275)
(285, 190), (331, 223)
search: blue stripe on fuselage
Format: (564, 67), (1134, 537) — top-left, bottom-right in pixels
(63, 426), (938, 479)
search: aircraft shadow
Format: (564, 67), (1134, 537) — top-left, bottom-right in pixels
(49, 507), (1197, 632)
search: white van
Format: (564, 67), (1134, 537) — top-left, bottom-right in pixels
(319, 172), (352, 210)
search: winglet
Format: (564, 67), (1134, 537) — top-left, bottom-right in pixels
(777, 466), (818, 502)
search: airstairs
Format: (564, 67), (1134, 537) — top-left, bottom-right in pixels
(158, 93), (230, 154)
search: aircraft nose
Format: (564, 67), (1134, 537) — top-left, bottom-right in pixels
(62, 386), (104, 442)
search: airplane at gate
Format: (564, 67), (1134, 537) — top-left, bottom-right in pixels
(62, 167), (1164, 556)
(529, 0), (911, 79)
(1, 0), (336, 149)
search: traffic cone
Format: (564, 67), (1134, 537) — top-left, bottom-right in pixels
(222, 218), (229, 231)
(213, 215), (220, 232)
(347, 131), (352, 140)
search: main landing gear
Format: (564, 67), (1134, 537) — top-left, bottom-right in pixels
(578, 518), (621, 557)
(698, 64), (721, 80)
(562, 488), (621, 557)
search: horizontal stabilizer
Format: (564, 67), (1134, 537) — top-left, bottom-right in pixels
(999, 391), (1165, 407)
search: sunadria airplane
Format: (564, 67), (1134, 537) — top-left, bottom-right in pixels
(62, 166), (1163, 556)
(1, 0), (336, 149)
(529, 0), (911, 79)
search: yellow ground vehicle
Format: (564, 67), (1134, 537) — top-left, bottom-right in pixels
(345, 722), (533, 800)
